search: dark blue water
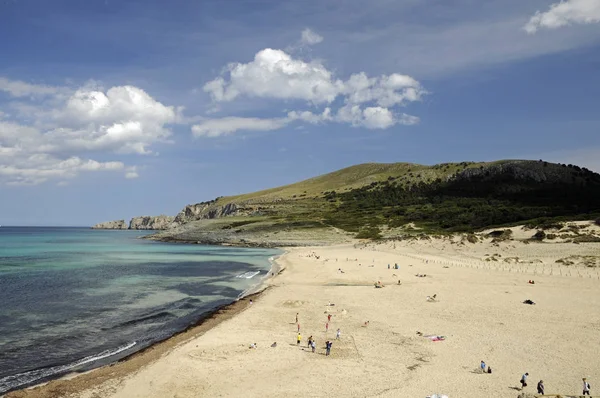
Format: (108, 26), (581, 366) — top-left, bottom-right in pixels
(0, 227), (280, 394)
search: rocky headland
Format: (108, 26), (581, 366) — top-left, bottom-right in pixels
(92, 215), (174, 230)
(92, 160), (600, 245)
(91, 220), (128, 230)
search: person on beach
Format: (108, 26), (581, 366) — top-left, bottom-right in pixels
(480, 361), (486, 373)
(336, 328), (341, 340)
(537, 380), (544, 394)
(583, 378), (591, 395)
(297, 323), (301, 332)
(297, 333), (302, 345)
(520, 373), (529, 389)
(296, 313), (299, 323)
(307, 336), (313, 348)
(327, 314), (332, 322)
(325, 341), (332, 356)
(326, 322), (329, 332)
(311, 340), (316, 353)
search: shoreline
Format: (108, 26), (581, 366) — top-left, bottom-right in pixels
(3, 289), (269, 398)
(4, 251), (284, 398)
(7, 227), (600, 397)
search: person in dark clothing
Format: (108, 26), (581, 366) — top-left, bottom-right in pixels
(537, 380), (544, 394)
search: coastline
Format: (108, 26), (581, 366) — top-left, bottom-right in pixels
(4, 251), (283, 398)
(3, 289), (269, 398)
(7, 226), (600, 397)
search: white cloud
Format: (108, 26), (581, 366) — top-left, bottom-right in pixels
(125, 166), (139, 179)
(203, 48), (424, 107)
(0, 77), (63, 98)
(200, 33), (424, 136)
(362, 107), (396, 129)
(0, 155), (125, 186)
(0, 78), (181, 185)
(301, 28), (324, 45)
(193, 105), (420, 137)
(204, 48), (343, 104)
(524, 0), (600, 33)
(192, 116), (288, 137)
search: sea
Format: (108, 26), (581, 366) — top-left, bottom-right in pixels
(0, 227), (280, 394)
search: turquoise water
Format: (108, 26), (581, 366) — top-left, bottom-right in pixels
(0, 227), (280, 394)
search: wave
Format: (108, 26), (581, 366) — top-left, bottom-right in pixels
(0, 341), (136, 394)
(236, 271), (260, 279)
(111, 311), (177, 329)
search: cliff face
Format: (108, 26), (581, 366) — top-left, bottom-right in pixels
(173, 202), (240, 225)
(91, 220), (128, 229)
(129, 215), (175, 230)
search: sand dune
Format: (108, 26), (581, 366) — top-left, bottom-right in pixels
(11, 230), (600, 398)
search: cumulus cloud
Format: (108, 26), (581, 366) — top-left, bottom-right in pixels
(199, 33), (424, 136)
(524, 0), (600, 33)
(204, 48), (342, 104)
(0, 78), (180, 185)
(301, 28), (324, 45)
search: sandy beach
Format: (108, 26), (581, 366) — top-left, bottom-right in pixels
(8, 223), (600, 398)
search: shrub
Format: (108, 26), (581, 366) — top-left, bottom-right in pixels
(532, 230), (546, 240)
(573, 234), (600, 243)
(356, 226), (382, 240)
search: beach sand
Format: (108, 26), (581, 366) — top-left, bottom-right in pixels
(8, 227), (600, 398)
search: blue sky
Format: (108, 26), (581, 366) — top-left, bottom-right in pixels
(1, 0), (599, 226)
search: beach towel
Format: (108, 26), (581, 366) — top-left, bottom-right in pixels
(424, 335), (446, 341)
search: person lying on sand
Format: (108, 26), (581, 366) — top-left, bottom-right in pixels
(523, 299), (536, 305)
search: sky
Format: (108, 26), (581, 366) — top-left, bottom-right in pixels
(1, 0), (600, 226)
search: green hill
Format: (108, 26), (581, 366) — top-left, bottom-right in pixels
(153, 160), (600, 245)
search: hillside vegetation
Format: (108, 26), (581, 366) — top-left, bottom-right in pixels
(151, 160), (600, 244)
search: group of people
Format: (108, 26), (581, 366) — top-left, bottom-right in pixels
(520, 372), (591, 395)
(295, 312), (340, 356)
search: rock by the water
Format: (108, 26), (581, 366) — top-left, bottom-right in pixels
(91, 220), (128, 229)
(129, 215), (174, 230)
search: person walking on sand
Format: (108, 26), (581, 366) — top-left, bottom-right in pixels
(327, 314), (332, 322)
(326, 322), (329, 332)
(297, 323), (300, 332)
(311, 340), (316, 353)
(520, 373), (529, 390)
(297, 333), (301, 345)
(296, 313), (299, 323)
(537, 380), (544, 395)
(325, 341), (332, 356)
(480, 360), (486, 373)
(336, 328), (341, 340)
(583, 378), (591, 395)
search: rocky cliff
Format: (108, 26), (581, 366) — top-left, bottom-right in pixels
(173, 201), (241, 225)
(129, 215), (175, 230)
(91, 220), (128, 229)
